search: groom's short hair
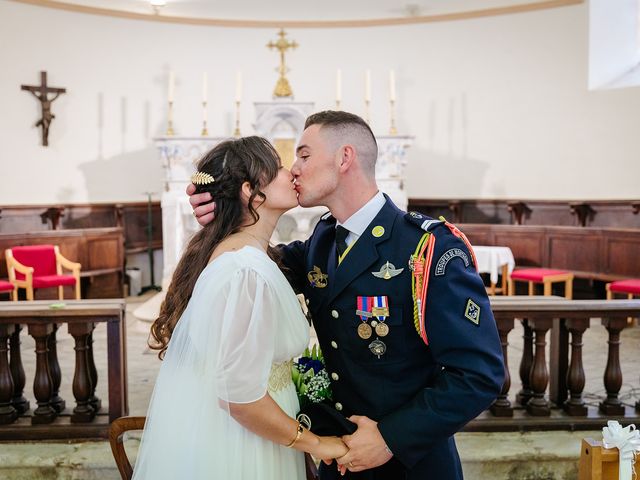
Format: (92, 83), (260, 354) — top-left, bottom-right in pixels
(304, 111), (378, 177)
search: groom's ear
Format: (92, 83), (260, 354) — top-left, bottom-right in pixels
(338, 145), (356, 172)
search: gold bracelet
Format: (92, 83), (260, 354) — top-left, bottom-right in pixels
(286, 421), (305, 448)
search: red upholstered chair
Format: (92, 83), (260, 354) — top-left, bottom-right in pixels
(0, 279), (16, 300)
(508, 268), (574, 299)
(5, 245), (81, 301)
(606, 279), (640, 300)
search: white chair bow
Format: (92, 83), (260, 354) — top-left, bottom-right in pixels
(602, 421), (640, 480)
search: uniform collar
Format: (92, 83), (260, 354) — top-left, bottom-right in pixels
(336, 191), (385, 238)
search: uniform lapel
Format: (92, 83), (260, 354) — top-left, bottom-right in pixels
(327, 199), (397, 304)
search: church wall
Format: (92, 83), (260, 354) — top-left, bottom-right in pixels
(1, 1), (638, 204)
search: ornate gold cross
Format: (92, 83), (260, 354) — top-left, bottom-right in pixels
(267, 29), (298, 98)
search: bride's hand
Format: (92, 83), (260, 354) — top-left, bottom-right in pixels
(313, 436), (348, 464)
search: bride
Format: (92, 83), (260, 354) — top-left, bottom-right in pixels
(133, 136), (347, 479)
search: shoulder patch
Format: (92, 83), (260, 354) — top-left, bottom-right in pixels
(404, 212), (444, 232)
(435, 248), (470, 276)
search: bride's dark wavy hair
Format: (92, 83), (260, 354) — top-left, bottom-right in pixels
(149, 136), (282, 359)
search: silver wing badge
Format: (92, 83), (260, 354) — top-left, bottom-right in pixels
(372, 261), (404, 280)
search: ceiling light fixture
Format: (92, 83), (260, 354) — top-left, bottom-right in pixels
(149, 0), (167, 14)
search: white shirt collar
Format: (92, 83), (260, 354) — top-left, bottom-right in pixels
(336, 191), (386, 240)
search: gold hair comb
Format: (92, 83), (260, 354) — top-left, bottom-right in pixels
(191, 172), (215, 185)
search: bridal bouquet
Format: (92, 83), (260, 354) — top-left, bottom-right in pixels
(292, 345), (357, 436)
(292, 345), (332, 408)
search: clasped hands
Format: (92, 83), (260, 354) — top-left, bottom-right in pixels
(323, 415), (393, 475)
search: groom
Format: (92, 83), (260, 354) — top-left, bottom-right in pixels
(190, 111), (504, 479)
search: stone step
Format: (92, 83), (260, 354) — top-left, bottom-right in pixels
(0, 430), (596, 479)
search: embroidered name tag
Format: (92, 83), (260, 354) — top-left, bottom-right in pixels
(435, 248), (470, 276)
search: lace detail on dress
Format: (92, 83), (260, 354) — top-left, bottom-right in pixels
(268, 360), (293, 393)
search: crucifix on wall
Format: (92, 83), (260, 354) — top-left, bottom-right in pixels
(21, 71), (66, 147)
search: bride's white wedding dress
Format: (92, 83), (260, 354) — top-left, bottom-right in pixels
(133, 246), (309, 479)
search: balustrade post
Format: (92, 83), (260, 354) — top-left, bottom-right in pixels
(0, 324), (18, 424)
(87, 330), (101, 412)
(9, 324), (29, 414)
(599, 317), (627, 416)
(68, 322), (96, 423)
(490, 316), (514, 417)
(563, 318), (589, 416)
(48, 324), (65, 413)
(516, 318), (534, 406)
(526, 317), (552, 416)
(28, 323), (57, 424)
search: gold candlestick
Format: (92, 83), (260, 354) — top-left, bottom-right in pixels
(365, 99), (371, 125)
(389, 99), (397, 135)
(201, 101), (209, 136)
(233, 101), (241, 137)
(166, 100), (175, 136)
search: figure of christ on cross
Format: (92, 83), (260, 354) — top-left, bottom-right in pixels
(21, 71), (66, 146)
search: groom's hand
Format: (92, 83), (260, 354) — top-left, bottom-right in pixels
(186, 183), (215, 226)
(337, 415), (393, 473)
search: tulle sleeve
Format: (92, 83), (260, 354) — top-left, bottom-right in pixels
(216, 266), (277, 404)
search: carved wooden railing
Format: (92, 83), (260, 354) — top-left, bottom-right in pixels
(467, 297), (640, 431)
(0, 300), (127, 440)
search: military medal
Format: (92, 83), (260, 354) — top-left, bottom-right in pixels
(356, 296), (374, 339)
(375, 322), (389, 337)
(372, 296), (389, 319)
(357, 323), (373, 339)
(369, 339), (387, 358)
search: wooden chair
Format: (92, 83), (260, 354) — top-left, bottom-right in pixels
(577, 438), (618, 480)
(0, 279), (15, 300)
(109, 416), (319, 480)
(508, 268), (574, 299)
(110, 416), (146, 480)
(5, 245), (81, 300)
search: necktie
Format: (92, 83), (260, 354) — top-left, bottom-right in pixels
(335, 225), (350, 259)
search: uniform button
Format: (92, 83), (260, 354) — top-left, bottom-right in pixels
(331, 341), (338, 349)
(331, 372), (339, 381)
(331, 310), (339, 318)
(305, 298), (309, 305)
(335, 402), (343, 411)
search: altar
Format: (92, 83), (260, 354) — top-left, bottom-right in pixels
(154, 101), (414, 288)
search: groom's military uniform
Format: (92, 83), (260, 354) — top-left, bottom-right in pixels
(281, 195), (504, 480)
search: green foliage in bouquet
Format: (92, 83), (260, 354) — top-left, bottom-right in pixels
(292, 344), (332, 408)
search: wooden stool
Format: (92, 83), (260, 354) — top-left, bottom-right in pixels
(577, 438), (618, 480)
(606, 279), (640, 325)
(0, 280), (15, 300)
(606, 279), (640, 300)
(508, 268), (574, 299)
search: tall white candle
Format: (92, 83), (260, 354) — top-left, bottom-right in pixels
(336, 69), (342, 103)
(389, 70), (396, 102)
(168, 71), (175, 102)
(365, 69), (371, 102)
(202, 72), (208, 102)
(235, 71), (243, 102)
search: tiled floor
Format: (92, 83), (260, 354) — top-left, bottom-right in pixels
(12, 293), (640, 418)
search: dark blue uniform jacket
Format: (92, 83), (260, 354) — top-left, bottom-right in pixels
(281, 196), (504, 479)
